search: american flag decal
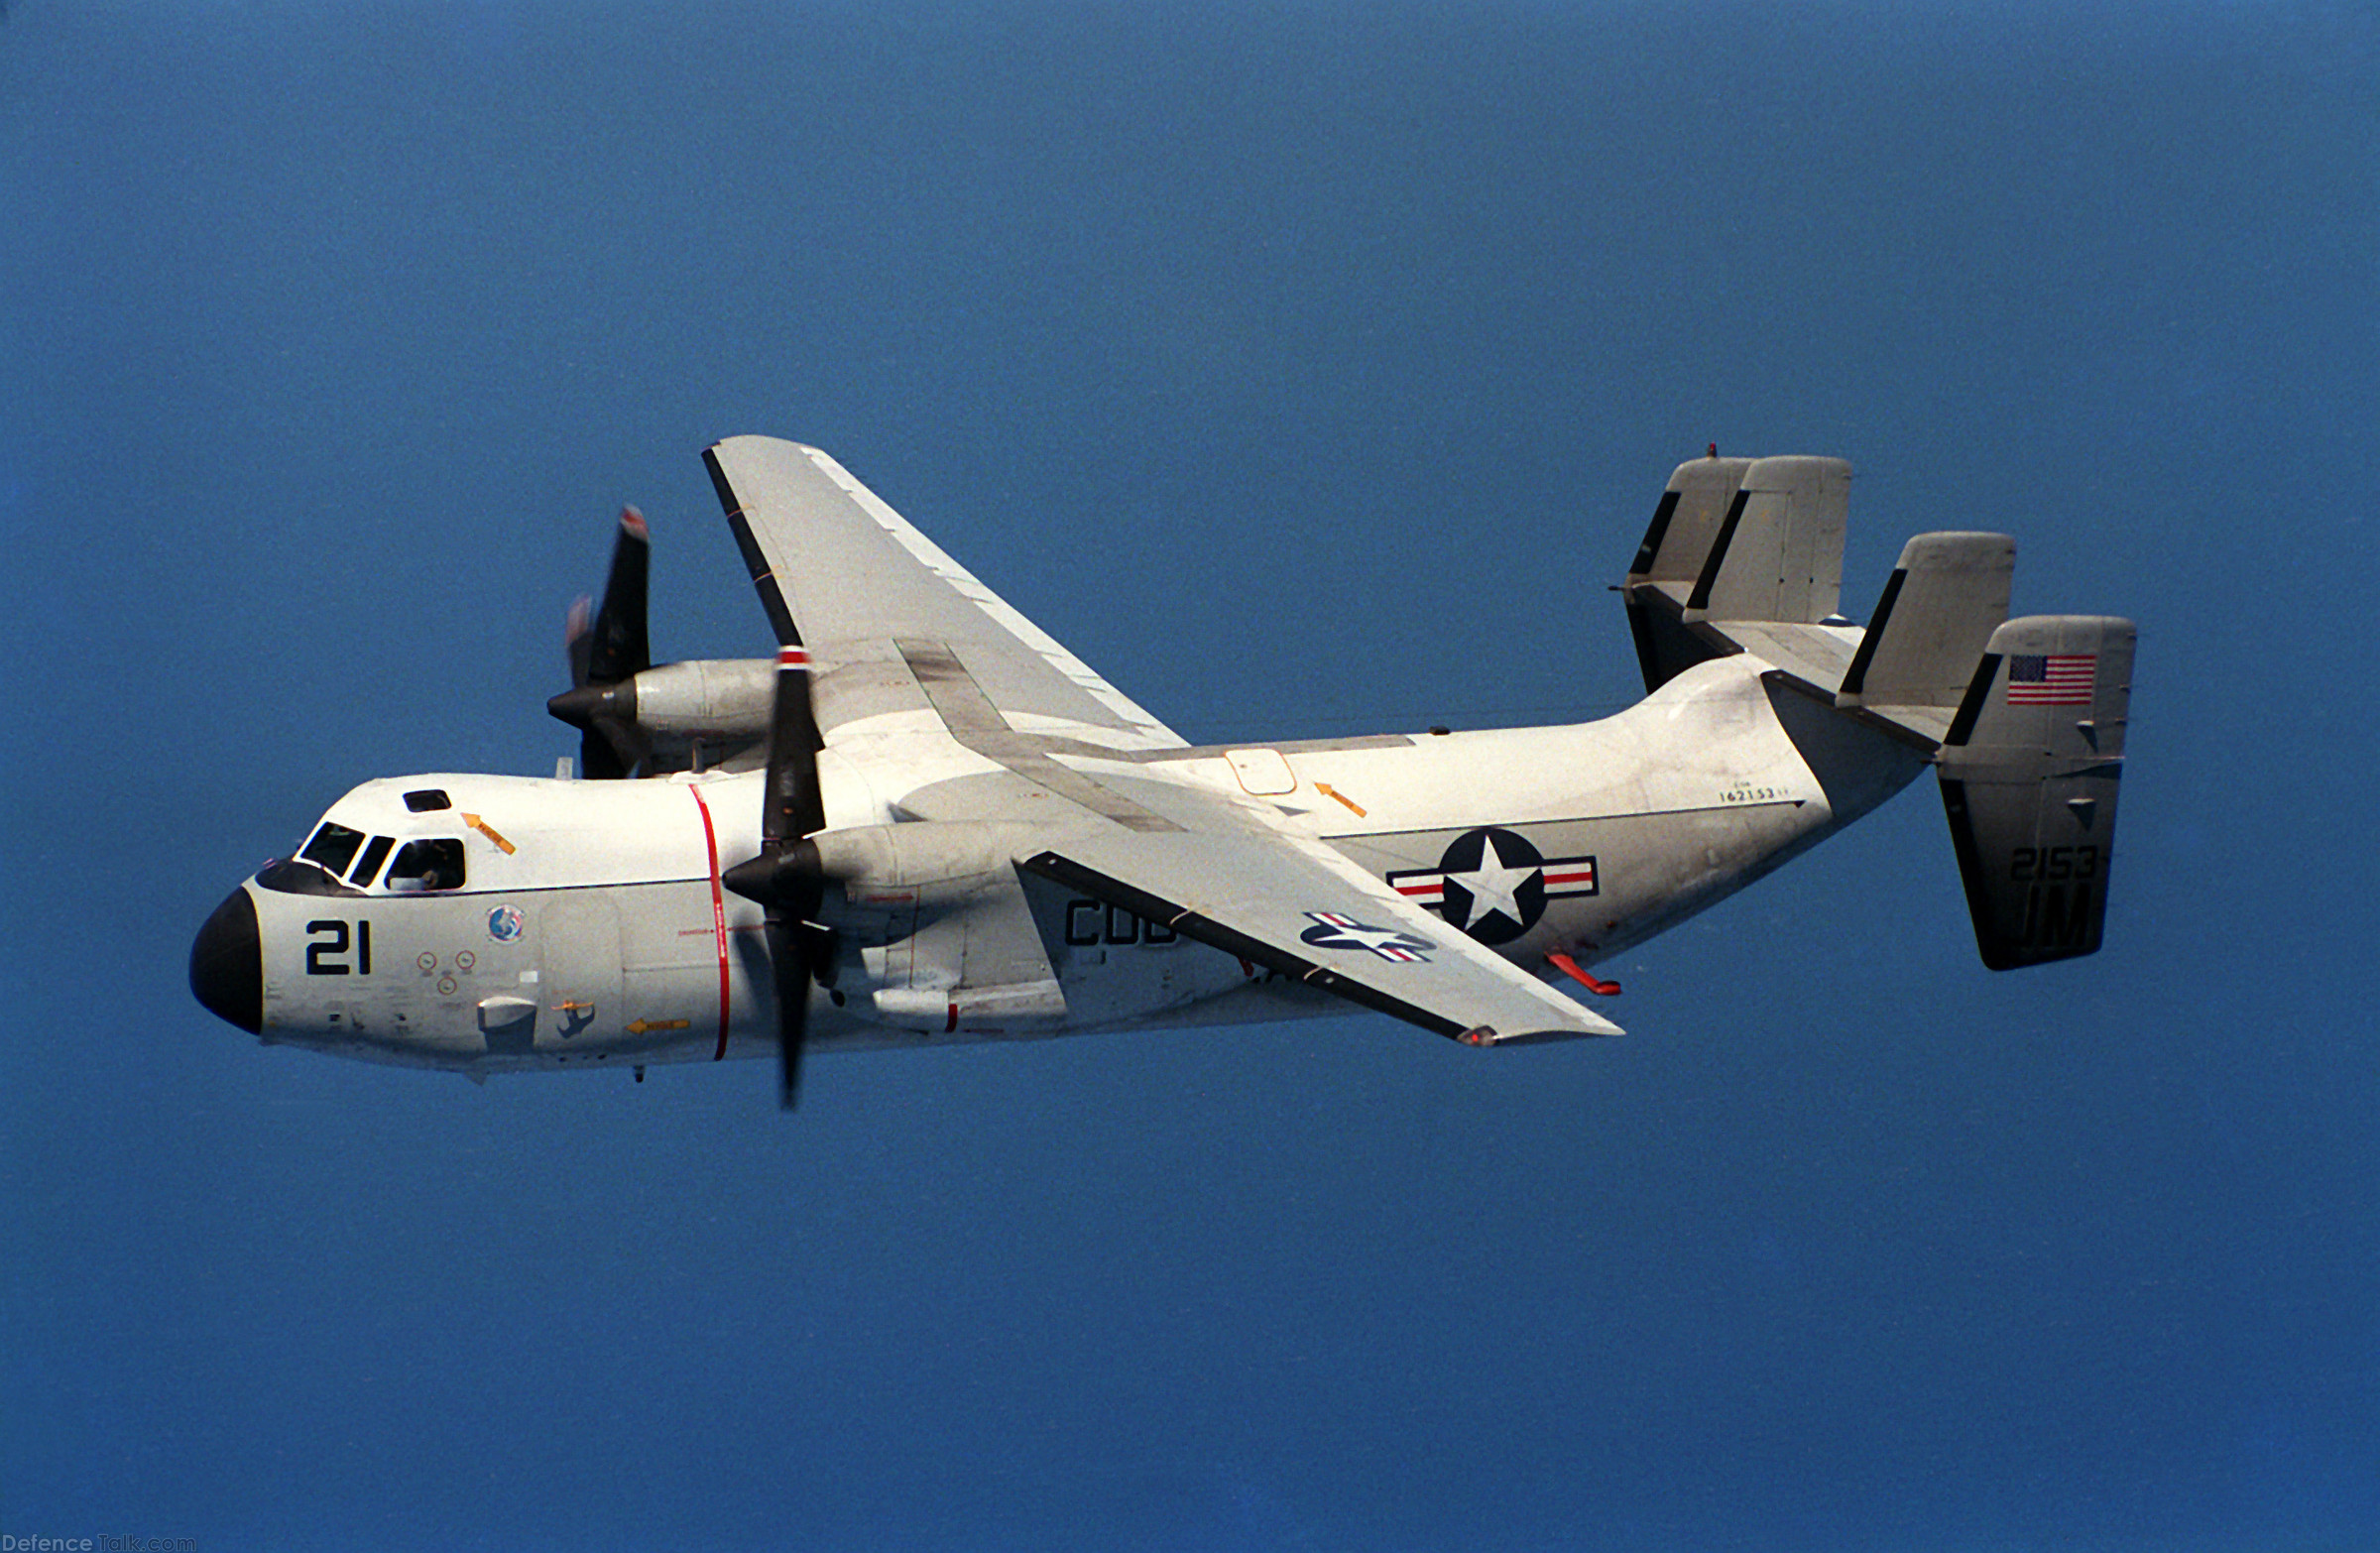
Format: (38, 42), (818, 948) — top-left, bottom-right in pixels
(2006, 654), (2095, 706)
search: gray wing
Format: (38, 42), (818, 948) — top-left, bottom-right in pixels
(703, 436), (1184, 746)
(1021, 806), (1624, 1046)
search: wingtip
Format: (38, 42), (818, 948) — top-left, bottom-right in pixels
(1458, 1018), (1625, 1047)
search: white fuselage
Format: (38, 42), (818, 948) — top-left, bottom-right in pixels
(221, 656), (1925, 1075)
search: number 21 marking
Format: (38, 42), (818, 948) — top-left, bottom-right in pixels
(305, 919), (373, 976)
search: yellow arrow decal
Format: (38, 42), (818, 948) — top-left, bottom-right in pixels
(1314, 782), (1368, 818)
(461, 813), (518, 855)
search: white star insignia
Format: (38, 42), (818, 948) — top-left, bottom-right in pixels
(1447, 831), (1539, 929)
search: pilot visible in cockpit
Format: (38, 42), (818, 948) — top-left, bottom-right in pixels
(384, 838), (465, 893)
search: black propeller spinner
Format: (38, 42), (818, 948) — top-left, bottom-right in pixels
(547, 507), (652, 779)
(722, 646), (837, 1108)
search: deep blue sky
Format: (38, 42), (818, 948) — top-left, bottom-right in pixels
(5, 3), (2375, 1549)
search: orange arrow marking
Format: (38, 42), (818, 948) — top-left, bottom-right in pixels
(1314, 782), (1368, 818)
(461, 813), (517, 855)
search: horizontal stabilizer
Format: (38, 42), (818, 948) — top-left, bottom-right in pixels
(1937, 615), (2136, 969)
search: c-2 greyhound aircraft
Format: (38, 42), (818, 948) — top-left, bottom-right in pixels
(190, 437), (2135, 1104)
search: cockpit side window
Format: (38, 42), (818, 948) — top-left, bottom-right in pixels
(385, 838), (466, 893)
(349, 834), (395, 888)
(298, 822), (366, 879)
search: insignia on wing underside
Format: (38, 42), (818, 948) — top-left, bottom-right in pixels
(1386, 826), (1599, 945)
(1298, 912), (1435, 963)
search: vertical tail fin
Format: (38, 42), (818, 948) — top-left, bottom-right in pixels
(1624, 456), (1753, 692)
(1835, 532), (2015, 745)
(1684, 455), (1849, 626)
(1623, 455), (1849, 692)
(1937, 616), (2136, 968)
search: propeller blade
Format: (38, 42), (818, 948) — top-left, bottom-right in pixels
(585, 507), (652, 686)
(725, 643), (830, 1111)
(580, 722), (636, 781)
(762, 647), (826, 844)
(565, 595), (595, 689)
(766, 917), (808, 1108)
(550, 508), (654, 778)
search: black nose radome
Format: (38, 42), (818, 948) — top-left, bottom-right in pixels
(190, 888), (263, 1034)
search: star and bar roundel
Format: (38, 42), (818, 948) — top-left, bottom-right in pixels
(1387, 826), (1600, 945)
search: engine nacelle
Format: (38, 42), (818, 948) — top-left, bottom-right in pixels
(812, 821), (1067, 1027)
(813, 821), (1047, 943)
(619, 658), (774, 740)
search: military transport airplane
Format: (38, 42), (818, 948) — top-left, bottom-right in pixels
(189, 438), (2135, 1105)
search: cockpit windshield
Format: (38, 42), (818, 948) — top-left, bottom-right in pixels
(298, 822), (366, 878)
(262, 821), (459, 896)
(349, 834), (395, 888)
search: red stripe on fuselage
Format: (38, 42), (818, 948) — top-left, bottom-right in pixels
(688, 785), (732, 1058)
